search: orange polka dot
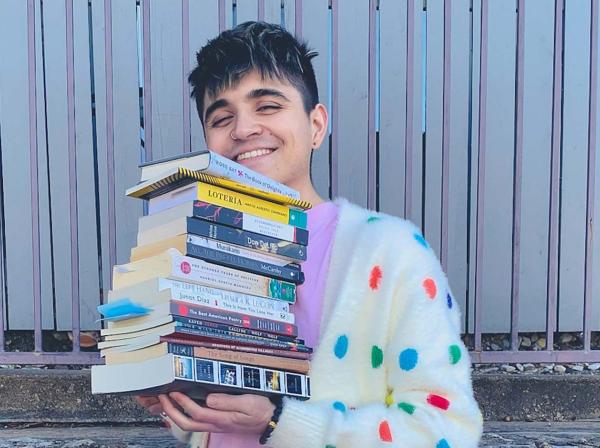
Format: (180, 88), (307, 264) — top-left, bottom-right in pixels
(423, 278), (437, 299)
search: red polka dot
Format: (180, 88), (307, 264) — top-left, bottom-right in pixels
(378, 420), (393, 442)
(427, 394), (450, 410)
(369, 266), (383, 290)
(423, 278), (437, 299)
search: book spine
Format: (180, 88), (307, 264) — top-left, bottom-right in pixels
(163, 342), (309, 373)
(195, 183), (308, 229)
(192, 201), (309, 245)
(160, 336), (311, 360)
(168, 252), (297, 302)
(158, 278), (294, 324)
(172, 355), (310, 398)
(187, 234), (301, 268)
(173, 323), (312, 353)
(186, 217), (307, 262)
(207, 151), (301, 200)
(192, 346), (309, 374)
(185, 240), (305, 284)
(173, 315), (298, 343)
(170, 300), (298, 337)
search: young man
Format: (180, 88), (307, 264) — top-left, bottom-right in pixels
(137, 21), (482, 448)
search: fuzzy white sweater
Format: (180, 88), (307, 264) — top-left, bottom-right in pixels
(175, 198), (482, 447)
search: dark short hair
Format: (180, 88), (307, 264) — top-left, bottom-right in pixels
(189, 21), (319, 124)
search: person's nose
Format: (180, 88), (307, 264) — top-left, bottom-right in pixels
(230, 111), (263, 141)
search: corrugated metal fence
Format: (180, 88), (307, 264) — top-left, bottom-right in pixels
(0, 0), (599, 364)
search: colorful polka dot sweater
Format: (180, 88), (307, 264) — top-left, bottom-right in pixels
(180, 198), (483, 448)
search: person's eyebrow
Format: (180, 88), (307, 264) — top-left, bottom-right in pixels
(248, 88), (290, 102)
(204, 98), (229, 123)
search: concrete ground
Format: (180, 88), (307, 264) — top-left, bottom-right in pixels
(1, 422), (600, 447)
(1, 369), (600, 447)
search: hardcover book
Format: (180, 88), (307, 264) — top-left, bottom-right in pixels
(146, 181), (308, 229)
(127, 166), (311, 210)
(103, 341), (310, 373)
(138, 149), (300, 200)
(91, 353), (310, 399)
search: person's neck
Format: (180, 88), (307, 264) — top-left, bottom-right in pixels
(288, 179), (325, 206)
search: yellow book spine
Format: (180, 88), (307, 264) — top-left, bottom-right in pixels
(196, 183), (305, 228)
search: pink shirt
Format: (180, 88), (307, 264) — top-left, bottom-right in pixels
(207, 201), (339, 448)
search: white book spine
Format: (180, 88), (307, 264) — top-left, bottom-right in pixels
(208, 151), (300, 199)
(165, 251), (295, 301)
(242, 214), (297, 242)
(159, 278), (295, 323)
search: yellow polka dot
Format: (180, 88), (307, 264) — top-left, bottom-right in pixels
(385, 389), (394, 407)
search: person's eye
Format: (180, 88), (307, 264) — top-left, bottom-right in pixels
(257, 104), (281, 113)
(210, 115), (233, 127)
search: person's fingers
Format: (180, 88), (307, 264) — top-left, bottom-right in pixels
(134, 395), (159, 408)
(168, 392), (234, 425)
(205, 393), (253, 414)
(147, 403), (164, 415)
(158, 394), (220, 433)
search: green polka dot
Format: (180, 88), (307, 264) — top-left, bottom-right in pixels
(449, 344), (462, 364)
(397, 402), (416, 415)
(371, 345), (384, 368)
(325, 445), (336, 448)
(367, 216), (381, 223)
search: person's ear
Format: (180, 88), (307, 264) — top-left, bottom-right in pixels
(309, 104), (328, 149)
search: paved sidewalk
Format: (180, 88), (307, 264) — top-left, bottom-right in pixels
(1, 422), (600, 447)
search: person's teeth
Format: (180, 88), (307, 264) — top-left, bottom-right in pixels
(237, 149), (273, 161)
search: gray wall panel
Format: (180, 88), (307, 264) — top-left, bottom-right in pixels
(559, 0), (591, 331)
(0, 1), (38, 329)
(518, 0), (554, 332)
(479, 0), (517, 333)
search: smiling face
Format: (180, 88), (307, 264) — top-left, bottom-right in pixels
(202, 70), (328, 204)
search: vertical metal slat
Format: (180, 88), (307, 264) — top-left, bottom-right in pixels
(474, 0), (489, 352)
(583, 0), (597, 352)
(546, 0), (564, 353)
(511, 0), (525, 352)
(27, 0), (43, 352)
(66, 0), (81, 352)
(182, 0), (190, 153)
(367, 0), (377, 210)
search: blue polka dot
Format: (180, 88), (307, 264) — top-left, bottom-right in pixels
(399, 348), (418, 371)
(334, 335), (349, 359)
(414, 233), (429, 249)
(436, 439), (450, 448)
(447, 293), (453, 309)
(332, 401), (346, 413)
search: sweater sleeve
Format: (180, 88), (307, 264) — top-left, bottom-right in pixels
(266, 227), (482, 448)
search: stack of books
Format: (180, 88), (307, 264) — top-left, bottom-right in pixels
(91, 150), (312, 402)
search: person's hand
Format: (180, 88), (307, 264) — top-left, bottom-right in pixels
(158, 392), (276, 434)
(135, 395), (164, 416)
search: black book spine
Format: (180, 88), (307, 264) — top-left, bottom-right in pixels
(166, 342), (194, 357)
(186, 217), (307, 262)
(192, 201), (309, 246)
(185, 242), (304, 284)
